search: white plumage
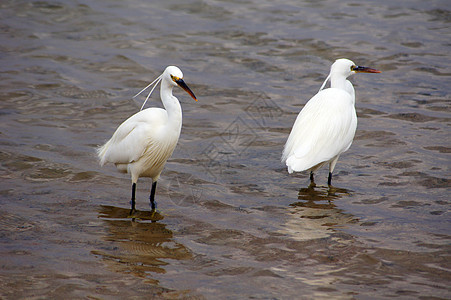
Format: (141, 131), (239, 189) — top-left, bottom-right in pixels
(98, 66), (197, 212)
(282, 58), (380, 185)
(98, 108), (177, 182)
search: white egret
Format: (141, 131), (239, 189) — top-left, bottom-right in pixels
(282, 58), (380, 185)
(97, 66), (197, 212)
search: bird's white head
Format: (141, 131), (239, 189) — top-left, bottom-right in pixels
(163, 66), (197, 101)
(134, 65), (197, 110)
(319, 58), (381, 91)
(331, 58), (381, 78)
(331, 58), (356, 78)
(164, 66), (184, 87)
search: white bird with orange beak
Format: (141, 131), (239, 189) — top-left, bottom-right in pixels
(282, 58), (380, 185)
(98, 66), (197, 213)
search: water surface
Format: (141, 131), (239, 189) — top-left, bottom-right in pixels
(0, 0), (450, 299)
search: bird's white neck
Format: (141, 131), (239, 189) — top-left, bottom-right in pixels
(331, 74), (355, 103)
(160, 80), (182, 130)
(328, 73), (356, 105)
(330, 75), (348, 91)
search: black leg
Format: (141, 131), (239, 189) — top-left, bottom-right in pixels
(308, 171), (316, 188)
(328, 172), (332, 186)
(130, 183), (136, 214)
(150, 181), (157, 210)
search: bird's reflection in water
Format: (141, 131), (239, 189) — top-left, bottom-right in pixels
(280, 184), (359, 241)
(297, 183), (352, 205)
(92, 205), (192, 283)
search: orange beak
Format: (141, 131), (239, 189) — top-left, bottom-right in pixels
(175, 79), (197, 101)
(353, 66), (381, 73)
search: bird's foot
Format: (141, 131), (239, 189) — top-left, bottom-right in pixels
(308, 181), (317, 189)
(327, 172), (333, 186)
(150, 200), (157, 211)
(129, 199), (137, 217)
(129, 207), (137, 217)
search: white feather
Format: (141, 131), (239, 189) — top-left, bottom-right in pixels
(282, 88), (357, 173)
(97, 66), (196, 187)
(281, 58), (378, 183)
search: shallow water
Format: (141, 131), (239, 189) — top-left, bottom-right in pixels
(0, 0), (450, 299)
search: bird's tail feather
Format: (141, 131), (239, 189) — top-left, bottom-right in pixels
(97, 141), (110, 166)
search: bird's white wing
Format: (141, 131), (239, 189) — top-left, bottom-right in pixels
(98, 108), (168, 166)
(282, 88), (357, 172)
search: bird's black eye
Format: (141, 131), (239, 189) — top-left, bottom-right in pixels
(171, 75), (180, 82)
(351, 65), (357, 71)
